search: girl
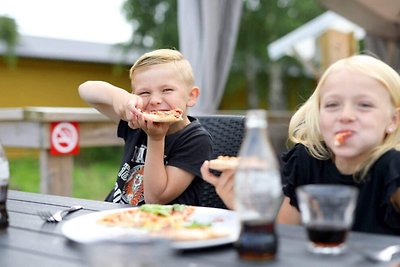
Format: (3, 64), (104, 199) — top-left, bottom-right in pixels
(277, 54), (400, 235)
(202, 55), (400, 235)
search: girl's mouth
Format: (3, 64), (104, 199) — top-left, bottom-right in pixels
(334, 130), (353, 146)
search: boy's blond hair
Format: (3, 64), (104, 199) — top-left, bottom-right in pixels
(289, 54), (400, 182)
(129, 49), (194, 89)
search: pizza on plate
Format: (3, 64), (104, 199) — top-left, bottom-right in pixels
(97, 204), (228, 241)
(208, 156), (239, 171)
(140, 108), (183, 122)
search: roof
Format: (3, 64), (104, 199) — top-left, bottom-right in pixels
(1, 35), (141, 64)
(318, 0), (400, 40)
(267, 11), (366, 61)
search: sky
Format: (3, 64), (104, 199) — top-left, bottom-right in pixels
(0, 0), (133, 44)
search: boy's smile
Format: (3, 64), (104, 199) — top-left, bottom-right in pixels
(131, 62), (199, 133)
(133, 63), (189, 111)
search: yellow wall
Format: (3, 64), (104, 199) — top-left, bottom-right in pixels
(0, 57), (132, 107)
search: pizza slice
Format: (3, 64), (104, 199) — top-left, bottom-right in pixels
(208, 156), (239, 171)
(334, 130), (352, 146)
(140, 108), (183, 122)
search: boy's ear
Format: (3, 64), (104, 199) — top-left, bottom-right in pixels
(187, 86), (199, 107)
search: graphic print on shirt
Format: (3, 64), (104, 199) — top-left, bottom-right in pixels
(112, 144), (147, 205)
(122, 165), (144, 205)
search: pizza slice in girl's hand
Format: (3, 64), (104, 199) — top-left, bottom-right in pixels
(208, 156), (239, 171)
(334, 130), (352, 146)
(141, 108), (183, 122)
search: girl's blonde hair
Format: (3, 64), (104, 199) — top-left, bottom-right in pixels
(129, 49), (194, 89)
(289, 54), (400, 182)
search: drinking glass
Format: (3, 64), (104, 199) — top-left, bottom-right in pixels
(296, 184), (358, 255)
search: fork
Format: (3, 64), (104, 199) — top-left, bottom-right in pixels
(356, 245), (400, 262)
(37, 205), (83, 222)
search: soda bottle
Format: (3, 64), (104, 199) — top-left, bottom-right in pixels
(0, 143), (10, 229)
(234, 110), (282, 260)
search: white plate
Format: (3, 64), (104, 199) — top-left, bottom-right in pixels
(61, 206), (240, 250)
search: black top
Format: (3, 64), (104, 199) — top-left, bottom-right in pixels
(281, 144), (400, 236)
(105, 116), (213, 206)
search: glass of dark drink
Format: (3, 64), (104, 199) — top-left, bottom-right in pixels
(296, 185), (358, 255)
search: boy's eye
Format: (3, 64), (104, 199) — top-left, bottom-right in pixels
(137, 91), (150, 96)
(163, 88), (174, 93)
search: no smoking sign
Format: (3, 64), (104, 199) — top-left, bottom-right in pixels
(50, 122), (80, 155)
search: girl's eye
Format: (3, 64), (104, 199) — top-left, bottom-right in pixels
(163, 88), (173, 93)
(323, 102), (338, 108)
(359, 102), (373, 108)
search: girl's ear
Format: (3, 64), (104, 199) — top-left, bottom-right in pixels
(187, 86), (199, 107)
(387, 107), (400, 134)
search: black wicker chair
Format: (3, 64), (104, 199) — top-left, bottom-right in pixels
(196, 114), (246, 209)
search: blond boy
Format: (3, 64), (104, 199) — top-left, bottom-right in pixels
(79, 49), (212, 205)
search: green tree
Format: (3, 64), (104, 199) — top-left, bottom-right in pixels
(0, 16), (19, 67)
(120, 0), (325, 110)
(121, 0), (178, 50)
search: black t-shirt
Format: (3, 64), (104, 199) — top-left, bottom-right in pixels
(105, 116), (213, 206)
(281, 144), (400, 236)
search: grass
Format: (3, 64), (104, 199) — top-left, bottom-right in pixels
(8, 147), (124, 201)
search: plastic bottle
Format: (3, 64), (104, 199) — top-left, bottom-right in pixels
(0, 143), (10, 229)
(234, 109), (282, 260)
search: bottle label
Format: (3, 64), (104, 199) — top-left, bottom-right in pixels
(235, 169), (282, 222)
(236, 169), (281, 195)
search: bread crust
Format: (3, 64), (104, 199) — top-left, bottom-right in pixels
(208, 156), (239, 171)
(141, 109), (183, 122)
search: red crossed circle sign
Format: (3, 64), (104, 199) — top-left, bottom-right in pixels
(50, 122), (80, 155)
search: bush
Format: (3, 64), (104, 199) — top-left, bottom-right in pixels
(9, 147), (124, 200)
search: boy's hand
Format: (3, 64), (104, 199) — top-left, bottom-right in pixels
(145, 121), (171, 140)
(130, 115), (171, 140)
(114, 94), (143, 122)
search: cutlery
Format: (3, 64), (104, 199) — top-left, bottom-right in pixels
(356, 245), (400, 262)
(37, 205), (83, 222)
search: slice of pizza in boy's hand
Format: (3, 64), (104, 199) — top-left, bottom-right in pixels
(334, 130), (352, 146)
(140, 108), (183, 122)
(208, 156), (239, 171)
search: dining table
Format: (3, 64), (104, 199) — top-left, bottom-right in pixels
(2, 189), (399, 267)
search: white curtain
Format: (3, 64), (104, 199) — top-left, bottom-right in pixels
(178, 0), (243, 115)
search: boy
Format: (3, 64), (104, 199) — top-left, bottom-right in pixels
(79, 49), (213, 206)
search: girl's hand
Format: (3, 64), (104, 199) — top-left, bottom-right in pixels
(390, 188), (400, 213)
(201, 161), (235, 210)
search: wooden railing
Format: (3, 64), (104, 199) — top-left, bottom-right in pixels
(0, 107), (291, 197)
(0, 107), (122, 196)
